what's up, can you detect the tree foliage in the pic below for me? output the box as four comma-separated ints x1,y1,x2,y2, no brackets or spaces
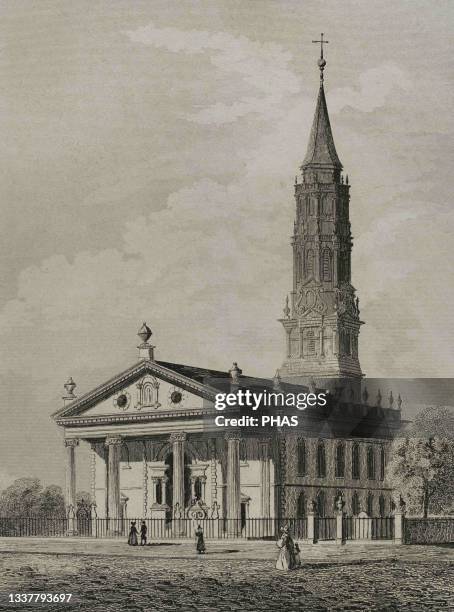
0,478,65,517
387,406,454,517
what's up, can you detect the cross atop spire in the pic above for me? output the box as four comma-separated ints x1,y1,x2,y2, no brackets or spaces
312,33,329,83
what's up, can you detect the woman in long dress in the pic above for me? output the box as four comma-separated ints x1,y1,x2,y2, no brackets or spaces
195,524,206,554
128,521,138,546
275,526,296,570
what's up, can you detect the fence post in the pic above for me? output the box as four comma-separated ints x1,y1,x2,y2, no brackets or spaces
66,505,77,536
306,511,315,544
336,510,345,545
394,511,403,544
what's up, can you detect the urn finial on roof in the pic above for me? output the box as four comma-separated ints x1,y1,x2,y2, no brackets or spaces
62,377,77,406
229,362,242,385
138,322,152,344
137,322,155,361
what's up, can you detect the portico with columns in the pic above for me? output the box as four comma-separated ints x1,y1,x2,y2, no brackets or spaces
53,326,277,529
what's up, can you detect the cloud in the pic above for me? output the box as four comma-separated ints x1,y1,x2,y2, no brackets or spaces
125,23,300,124
330,63,413,114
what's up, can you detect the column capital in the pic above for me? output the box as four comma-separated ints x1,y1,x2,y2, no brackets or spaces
225,431,242,442
64,438,79,448
105,435,123,447
169,432,187,443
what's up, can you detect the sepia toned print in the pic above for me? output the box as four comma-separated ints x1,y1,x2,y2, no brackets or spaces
0,2,453,610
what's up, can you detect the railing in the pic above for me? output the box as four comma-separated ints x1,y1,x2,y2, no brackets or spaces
0,517,307,540
314,517,336,541
343,517,394,540
0,517,68,537
404,517,454,544
0,515,400,542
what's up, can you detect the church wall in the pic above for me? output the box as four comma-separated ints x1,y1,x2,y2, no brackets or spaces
284,436,393,517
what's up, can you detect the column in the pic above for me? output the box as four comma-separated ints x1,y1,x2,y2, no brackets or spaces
89,443,96,508
105,436,122,532
162,477,169,506
142,447,148,517
200,476,207,502
319,327,324,357
65,439,79,535
225,432,241,535
260,439,271,518
170,432,186,515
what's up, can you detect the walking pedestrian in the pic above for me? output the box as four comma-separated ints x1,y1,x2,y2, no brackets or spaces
195,524,206,554
127,521,138,546
275,526,296,570
140,520,147,546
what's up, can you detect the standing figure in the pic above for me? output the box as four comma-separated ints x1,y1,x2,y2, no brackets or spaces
275,526,296,570
128,521,138,546
294,542,301,568
140,521,147,546
195,524,206,554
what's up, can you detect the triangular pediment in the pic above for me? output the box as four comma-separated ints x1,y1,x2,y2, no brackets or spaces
53,360,220,422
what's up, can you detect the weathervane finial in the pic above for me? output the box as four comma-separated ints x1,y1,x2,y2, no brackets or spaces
312,33,329,83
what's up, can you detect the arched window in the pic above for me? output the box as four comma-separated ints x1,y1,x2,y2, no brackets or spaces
322,248,332,281
352,442,360,480
379,494,385,517
307,330,316,355
297,439,306,475
367,446,375,480
316,440,326,478
316,490,325,517
352,491,360,515
297,491,306,517
306,249,314,277
379,446,385,481
367,492,374,516
335,442,345,478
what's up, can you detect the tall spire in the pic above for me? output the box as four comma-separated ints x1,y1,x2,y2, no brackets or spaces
302,34,342,170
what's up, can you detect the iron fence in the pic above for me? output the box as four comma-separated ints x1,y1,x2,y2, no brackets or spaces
343,517,394,540
0,517,68,537
0,517,307,540
314,517,336,541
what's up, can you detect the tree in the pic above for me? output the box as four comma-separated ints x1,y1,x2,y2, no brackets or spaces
386,406,454,517
76,491,92,507
0,477,42,516
38,485,65,516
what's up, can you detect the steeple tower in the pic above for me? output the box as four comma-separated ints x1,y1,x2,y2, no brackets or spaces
279,37,363,395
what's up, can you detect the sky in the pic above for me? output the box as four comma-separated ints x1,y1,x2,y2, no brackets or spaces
0,0,453,491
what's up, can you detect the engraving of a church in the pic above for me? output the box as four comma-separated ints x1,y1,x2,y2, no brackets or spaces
52,51,402,534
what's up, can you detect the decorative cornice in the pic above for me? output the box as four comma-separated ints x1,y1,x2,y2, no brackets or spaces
55,407,219,428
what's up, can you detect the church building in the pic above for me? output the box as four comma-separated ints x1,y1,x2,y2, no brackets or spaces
52,46,402,534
